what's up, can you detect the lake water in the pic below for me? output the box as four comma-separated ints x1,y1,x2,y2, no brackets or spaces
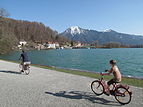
0,48,143,78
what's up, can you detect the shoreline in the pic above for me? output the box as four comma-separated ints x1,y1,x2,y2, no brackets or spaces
50,66,143,80
0,59,143,88
0,58,143,80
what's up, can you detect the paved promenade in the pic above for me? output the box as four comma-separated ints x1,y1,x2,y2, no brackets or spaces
0,60,143,107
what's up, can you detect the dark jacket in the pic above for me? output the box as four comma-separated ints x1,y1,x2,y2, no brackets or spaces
20,52,29,62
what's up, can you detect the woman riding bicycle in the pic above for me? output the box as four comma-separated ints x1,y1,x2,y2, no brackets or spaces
101,60,122,95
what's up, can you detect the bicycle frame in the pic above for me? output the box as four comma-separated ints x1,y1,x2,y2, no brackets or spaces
98,74,132,96
97,75,111,94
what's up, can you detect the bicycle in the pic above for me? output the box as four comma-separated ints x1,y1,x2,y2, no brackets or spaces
91,71,132,105
19,61,31,75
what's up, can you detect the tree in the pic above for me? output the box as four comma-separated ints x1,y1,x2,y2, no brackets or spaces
0,8,10,17
71,41,74,47
104,42,121,48
91,40,99,47
0,16,70,54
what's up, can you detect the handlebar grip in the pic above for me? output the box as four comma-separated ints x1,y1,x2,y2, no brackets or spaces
105,70,108,72
100,73,103,76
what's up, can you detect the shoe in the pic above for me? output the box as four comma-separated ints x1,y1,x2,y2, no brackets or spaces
21,70,24,72
110,90,115,95
105,92,110,96
104,89,110,96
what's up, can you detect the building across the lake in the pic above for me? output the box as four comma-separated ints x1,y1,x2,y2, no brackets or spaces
47,42,59,49
18,41,27,50
35,42,60,50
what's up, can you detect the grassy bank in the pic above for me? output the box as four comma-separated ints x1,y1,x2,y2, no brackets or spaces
32,64,143,88
1,59,143,88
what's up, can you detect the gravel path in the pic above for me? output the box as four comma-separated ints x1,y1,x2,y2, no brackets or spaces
0,60,143,107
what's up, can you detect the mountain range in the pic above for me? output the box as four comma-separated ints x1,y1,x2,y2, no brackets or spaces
60,26,143,45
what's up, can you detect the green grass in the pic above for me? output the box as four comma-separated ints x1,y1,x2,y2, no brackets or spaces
1,59,143,88
32,64,143,88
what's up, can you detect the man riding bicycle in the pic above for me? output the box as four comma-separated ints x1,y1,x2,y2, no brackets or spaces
19,50,31,72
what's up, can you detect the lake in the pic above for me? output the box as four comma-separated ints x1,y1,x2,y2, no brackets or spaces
0,48,143,78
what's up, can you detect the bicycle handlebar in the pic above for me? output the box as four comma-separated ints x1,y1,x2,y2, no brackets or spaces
100,70,108,74
105,70,108,72
100,70,109,76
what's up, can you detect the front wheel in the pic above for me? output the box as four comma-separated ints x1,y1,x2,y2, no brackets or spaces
115,87,132,105
19,64,23,72
91,80,104,95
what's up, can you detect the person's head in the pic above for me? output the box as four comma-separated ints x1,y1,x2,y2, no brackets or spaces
109,60,116,66
22,50,25,53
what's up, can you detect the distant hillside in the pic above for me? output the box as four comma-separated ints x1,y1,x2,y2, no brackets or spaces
0,17,69,54
61,26,143,45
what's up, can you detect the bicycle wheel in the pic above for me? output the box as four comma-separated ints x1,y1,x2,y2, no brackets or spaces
91,80,104,95
19,64,23,72
24,66,30,75
115,87,132,105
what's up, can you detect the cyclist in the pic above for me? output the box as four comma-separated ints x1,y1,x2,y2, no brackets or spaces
101,60,122,95
19,50,31,72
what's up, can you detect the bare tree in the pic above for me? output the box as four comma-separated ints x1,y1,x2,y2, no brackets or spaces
0,8,10,17
104,42,121,48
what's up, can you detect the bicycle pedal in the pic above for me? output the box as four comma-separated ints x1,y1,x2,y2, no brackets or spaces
105,93,110,96
110,90,115,95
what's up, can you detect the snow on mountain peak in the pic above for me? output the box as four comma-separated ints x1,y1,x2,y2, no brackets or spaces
70,26,81,35
103,29,115,32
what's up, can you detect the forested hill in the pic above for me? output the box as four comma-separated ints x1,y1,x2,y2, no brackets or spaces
0,17,69,54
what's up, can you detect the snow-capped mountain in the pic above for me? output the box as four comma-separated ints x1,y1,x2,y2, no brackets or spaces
60,26,143,45
65,26,86,36
103,29,117,33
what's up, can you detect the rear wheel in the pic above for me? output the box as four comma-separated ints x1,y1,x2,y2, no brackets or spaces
91,80,104,95
24,65,30,75
115,87,132,105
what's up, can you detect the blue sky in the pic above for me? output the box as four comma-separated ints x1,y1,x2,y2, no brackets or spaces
1,0,143,35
